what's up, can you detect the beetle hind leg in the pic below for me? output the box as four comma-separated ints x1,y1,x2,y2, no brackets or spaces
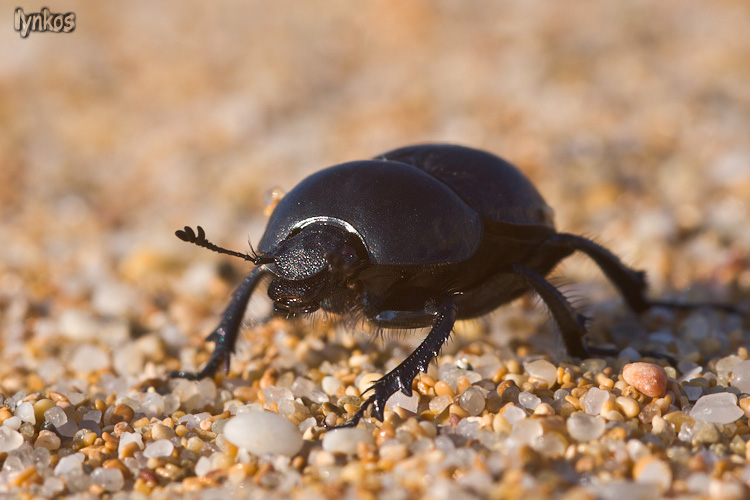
545,233,650,313
335,297,458,427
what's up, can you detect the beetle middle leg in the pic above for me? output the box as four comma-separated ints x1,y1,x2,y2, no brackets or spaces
338,296,458,427
171,264,275,380
511,264,589,358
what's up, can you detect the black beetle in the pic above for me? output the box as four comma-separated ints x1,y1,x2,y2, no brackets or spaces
171,144,688,424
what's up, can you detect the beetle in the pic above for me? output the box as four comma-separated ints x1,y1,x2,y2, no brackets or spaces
170,144,679,425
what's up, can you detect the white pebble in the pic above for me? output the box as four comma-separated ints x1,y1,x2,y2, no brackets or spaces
290,378,315,398
583,387,609,415
118,432,144,455
41,476,64,497
3,416,22,430
429,395,453,414
567,412,605,442
322,376,342,396
686,472,710,494
224,411,303,456
91,467,125,492
456,418,480,439
143,439,174,458
262,386,294,405
633,456,672,493
524,359,557,387
54,453,84,476
140,393,166,418
690,393,744,424
0,426,24,452
195,456,212,476
44,407,68,428
58,309,99,341
15,402,35,424
386,390,419,414
503,405,527,425
37,359,65,383
113,344,145,377
518,391,541,410
92,282,134,316
70,345,110,373
510,418,543,447
322,427,374,454
716,355,743,380
730,360,750,393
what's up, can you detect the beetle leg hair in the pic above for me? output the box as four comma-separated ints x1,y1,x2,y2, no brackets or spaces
171,264,275,380
545,233,650,313
511,263,589,358
336,296,458,428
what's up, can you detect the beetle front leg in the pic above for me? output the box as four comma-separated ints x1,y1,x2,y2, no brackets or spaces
171,264,273,380
339,297,458,427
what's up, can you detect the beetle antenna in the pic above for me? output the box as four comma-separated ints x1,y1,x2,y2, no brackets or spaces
246,237,261,263
176,226,260,264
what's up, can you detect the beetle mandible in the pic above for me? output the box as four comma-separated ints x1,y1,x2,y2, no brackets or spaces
172,144,671,425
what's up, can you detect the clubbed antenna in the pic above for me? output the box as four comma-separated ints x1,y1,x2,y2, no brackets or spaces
176,225,260,264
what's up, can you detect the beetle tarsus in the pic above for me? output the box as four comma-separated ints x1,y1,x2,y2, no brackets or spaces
170,265,273,381
336,297,458,427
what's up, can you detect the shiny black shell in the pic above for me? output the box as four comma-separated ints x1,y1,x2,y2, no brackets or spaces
257,144,554,265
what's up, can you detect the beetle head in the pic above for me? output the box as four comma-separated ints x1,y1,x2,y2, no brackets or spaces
267,224,365,314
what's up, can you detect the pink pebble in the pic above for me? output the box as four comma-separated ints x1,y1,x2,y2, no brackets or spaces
622,362,667,398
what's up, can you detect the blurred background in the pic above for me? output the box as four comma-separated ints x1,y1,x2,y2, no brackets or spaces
1,1,749,360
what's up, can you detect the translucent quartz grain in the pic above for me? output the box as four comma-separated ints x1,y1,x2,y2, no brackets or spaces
459,387,487,416
91,467,125,492
583,388,608,415
730,360,750,393
0,427,24,452
44,407,68,428
143,439,175,458
567,413,605,442
322,428,374,454
690,393,744,424
518,391,541,410
524,359,557,387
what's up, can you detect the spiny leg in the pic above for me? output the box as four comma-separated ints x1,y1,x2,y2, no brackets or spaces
546,233,744,317
337,296,458,427
546,233,650,313
171,264,274,380
511,264,589,358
